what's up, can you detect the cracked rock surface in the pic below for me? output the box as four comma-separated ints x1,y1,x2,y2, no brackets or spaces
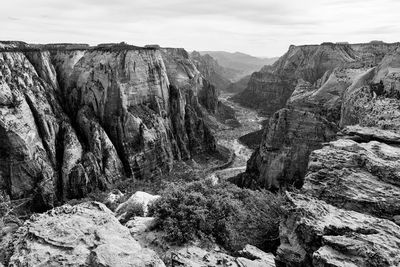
278,192,400,267
9,202,165,267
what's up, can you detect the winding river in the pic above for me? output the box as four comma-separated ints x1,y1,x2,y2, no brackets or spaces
211,93,266,180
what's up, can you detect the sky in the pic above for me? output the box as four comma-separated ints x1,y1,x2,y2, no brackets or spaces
1,0,400,57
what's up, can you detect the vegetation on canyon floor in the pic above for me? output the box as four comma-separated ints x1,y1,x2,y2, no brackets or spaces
149,179,286,253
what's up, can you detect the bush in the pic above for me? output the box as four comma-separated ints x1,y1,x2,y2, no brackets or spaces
149,180,285,252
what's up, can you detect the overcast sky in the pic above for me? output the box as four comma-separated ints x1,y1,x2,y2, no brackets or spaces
1,0,399,57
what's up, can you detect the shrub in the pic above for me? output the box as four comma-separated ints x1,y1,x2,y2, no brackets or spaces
149,180,285,252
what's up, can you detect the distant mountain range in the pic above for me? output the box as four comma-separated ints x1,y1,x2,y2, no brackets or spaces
199,51,278,81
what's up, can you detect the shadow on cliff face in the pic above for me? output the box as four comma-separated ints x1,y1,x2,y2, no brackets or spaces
0,42,222,214
232,43,400,193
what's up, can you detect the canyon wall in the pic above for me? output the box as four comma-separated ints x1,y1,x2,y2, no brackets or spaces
190,51,233,91
0,42,217,211
234,42,400,191
231,41,400,266
231,43,364,116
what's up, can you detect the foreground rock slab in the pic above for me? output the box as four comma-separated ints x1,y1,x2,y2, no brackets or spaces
172,245,275,267
277,193,400,267
9,202,165,267
304,135,400,220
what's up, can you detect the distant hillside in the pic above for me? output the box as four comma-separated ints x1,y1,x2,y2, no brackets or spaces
190,51,236,91
225,75,251,94
199,51,278,80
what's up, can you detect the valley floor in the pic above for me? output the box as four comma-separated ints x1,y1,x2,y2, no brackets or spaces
215,93,265,167
210,93,266,180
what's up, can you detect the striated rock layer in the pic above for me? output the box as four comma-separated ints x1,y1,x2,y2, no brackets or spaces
0,42,217,210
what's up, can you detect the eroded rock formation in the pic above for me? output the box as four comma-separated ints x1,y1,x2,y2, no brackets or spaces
277,125,400,266
232,43,364,115
0,42,217,211
237,42,400,190
232,42,400,266
278,192,400,267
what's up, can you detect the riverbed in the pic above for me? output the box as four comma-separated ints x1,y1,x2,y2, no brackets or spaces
211,93,266,180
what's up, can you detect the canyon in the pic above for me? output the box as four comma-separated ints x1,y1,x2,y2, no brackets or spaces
1,40,400,267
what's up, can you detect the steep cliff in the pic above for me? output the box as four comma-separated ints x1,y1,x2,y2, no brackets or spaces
231,43,363,116
0,42,217,211
236,42,400,191
232,42,400,266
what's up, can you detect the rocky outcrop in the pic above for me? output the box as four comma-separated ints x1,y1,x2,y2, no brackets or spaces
340,47,400,129
8,202,165,266
277,124,400,266
277,192,400,267
171,245,276,267
305,133,400,220
237,42,400,190
0,42,217,211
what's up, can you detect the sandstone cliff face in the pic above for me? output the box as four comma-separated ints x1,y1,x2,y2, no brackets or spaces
0,42,217,211
238,42,400,190
236,108,337,190
231,69,296,116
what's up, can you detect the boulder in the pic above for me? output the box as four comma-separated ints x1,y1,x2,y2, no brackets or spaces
115,191,160,222
9,202,165,267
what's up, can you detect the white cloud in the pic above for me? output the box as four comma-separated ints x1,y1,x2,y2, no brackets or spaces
1,0,399,57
